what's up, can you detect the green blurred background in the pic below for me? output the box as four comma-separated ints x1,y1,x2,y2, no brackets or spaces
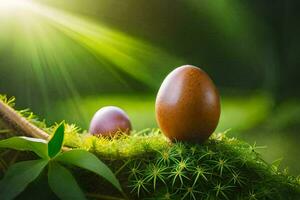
0,0,299,174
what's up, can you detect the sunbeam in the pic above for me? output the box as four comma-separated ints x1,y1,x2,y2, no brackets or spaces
0,0,183,88
0,0,183,124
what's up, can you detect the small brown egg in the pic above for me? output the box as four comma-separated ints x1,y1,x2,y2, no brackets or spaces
89,106,132,137
155,65,221,142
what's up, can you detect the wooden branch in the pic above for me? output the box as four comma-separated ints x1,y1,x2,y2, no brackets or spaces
0,99,49,139
0,99,71,151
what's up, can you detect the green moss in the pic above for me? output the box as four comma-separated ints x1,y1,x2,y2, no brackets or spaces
63,127,169,159
62,128,300,199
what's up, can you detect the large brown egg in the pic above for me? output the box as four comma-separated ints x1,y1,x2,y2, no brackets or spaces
155,65,220,142
89,106,132,137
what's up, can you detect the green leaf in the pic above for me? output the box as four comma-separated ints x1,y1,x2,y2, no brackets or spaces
0,136,48,159
48,123,65,158
0,159,48,200
48,162,86,200
56,149,122,192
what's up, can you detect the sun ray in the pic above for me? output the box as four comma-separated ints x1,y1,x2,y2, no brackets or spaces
0,0,183,125
26,1,183,88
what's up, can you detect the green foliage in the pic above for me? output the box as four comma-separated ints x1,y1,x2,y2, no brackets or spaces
48,123,65,158
48,162,86,200
0,159,48,200
0,137,48,159
0,121,123,200
55,149,122,192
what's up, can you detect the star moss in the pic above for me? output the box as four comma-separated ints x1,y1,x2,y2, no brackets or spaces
63,129,300,199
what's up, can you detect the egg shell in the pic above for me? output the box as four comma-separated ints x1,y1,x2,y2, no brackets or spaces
89,106,132,137
155,65,220,142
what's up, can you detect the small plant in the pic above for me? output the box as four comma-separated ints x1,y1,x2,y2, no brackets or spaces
0,123,123,200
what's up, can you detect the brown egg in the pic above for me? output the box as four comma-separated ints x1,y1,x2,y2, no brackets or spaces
89,106,132,137
155,65,220,142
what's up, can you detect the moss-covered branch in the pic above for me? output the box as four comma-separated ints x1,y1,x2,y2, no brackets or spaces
0,95,49,139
